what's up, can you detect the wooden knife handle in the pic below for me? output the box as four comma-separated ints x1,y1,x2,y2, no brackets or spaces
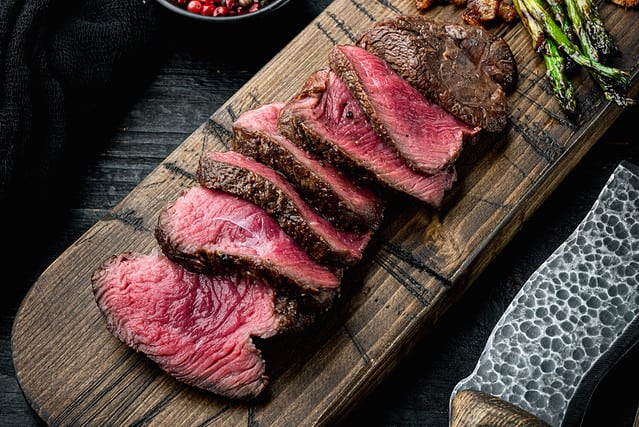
450,389,551,427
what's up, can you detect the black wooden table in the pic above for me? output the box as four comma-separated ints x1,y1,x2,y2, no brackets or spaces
2,1,638,425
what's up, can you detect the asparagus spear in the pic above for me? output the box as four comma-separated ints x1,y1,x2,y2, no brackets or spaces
512,0,546,51
546,0,576,44
563,0,633,105
544,38,577,113
518,0,632,109
590,73,635,106
564,0,599,61
524,0,629,84
514,0,578,113
575,0,618,58
564,0,617,62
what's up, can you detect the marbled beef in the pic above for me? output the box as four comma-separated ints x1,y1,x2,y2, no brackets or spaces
196,150,373,267
278,68,457,208
232,102,385,232
91,252,312,400
356,15,517,132
329,44,480,175
155,186,341,310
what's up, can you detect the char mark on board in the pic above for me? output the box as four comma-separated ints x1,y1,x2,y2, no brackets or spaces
511,120,565,163
104,208,148,233
380,239,452,288
502,152,533,182
328,12,357,42
373,250,434,307
375,0,402,14
194,405,233,427
225,104,238,123
162,161,195,181
349,0,376,21
343,323,372,364
130,385,187,427
203,118,234,149
512,88,576,129
315,21,338,46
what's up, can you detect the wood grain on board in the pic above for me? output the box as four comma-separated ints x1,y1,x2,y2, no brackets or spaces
12,0,639,425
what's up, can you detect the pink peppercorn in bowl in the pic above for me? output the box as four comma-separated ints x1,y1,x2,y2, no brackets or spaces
156,0,292,22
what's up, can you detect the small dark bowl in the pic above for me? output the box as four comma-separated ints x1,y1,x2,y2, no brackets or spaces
155,0,292,23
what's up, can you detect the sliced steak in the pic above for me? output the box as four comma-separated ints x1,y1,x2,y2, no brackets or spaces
356,15,517,132
196,150,373,267
329,44,480,175
278,68,457,208
155,186,341,310
232,102,385,232
91,252,312,400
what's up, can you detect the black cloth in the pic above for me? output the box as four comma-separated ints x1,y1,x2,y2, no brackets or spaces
0,0,163,204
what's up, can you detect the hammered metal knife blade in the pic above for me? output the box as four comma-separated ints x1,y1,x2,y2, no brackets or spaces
449,161,639,427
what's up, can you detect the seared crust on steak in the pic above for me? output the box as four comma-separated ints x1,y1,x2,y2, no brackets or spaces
278,68,458,208
197,151,372,267
357,15,517,132
232,103,385,232
155,187,343,311
329,44,480,175
156,225,338,311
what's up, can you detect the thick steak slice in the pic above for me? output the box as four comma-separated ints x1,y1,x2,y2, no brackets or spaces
197,150,373,267
155,186,341,310
278,68,457,208
329,44,480,175
232,102,385,232
356,15,517,132
91,252,308,400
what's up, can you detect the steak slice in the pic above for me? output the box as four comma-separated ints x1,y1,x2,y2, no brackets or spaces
155,186,341,310
91,252,312,400
278,68,457,208
356,15,517,132
329,44,480,175
232,102,385,232
196,150,373,267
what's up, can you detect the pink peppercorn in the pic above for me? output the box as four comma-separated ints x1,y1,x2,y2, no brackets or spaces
201,4,214,15
213,5,227,15
168,0,271,17
169,0,271,17
186,0,202,13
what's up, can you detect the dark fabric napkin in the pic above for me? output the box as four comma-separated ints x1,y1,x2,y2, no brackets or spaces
0,0,163,206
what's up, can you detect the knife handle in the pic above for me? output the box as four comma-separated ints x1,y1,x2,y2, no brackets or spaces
450,389,551,427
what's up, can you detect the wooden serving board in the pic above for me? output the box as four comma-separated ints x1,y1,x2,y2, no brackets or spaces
12,0,639,425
